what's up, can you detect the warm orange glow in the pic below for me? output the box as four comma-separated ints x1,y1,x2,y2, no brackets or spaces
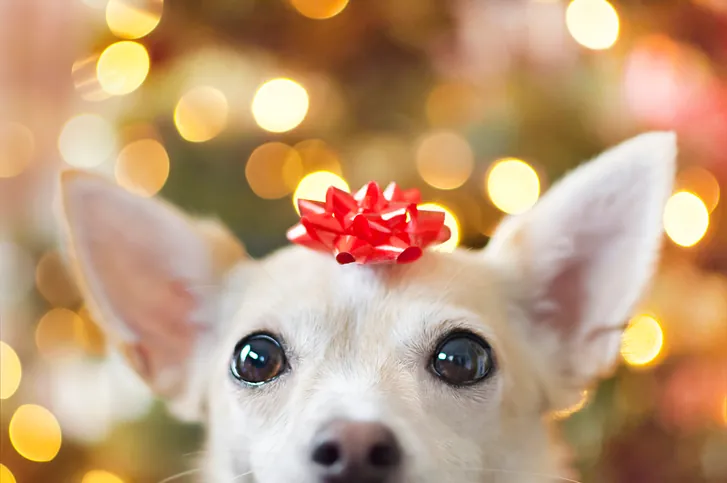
9,405,62,462
425,82,484,127
0,341,22,400
621,314,664,367
551,390,589,420
676,167,720,213
294,139,343,176
290,0,349,19
35,308,85,358
0,122,34,178
115,139,170,197
245,143,304,200
416,131,474,190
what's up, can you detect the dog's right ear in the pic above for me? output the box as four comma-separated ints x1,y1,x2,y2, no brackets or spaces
58,170,245,420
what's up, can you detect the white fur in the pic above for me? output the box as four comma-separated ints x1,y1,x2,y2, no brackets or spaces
58,132,677,483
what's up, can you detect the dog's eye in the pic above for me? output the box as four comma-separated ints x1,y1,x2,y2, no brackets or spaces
431,332,494,386
230,334,287,385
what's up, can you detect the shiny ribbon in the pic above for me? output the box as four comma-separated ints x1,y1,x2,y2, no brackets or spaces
287,181,451,265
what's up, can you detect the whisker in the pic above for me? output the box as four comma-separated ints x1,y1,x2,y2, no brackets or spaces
462,467,583,483
157,468,202,483
229,469,254,482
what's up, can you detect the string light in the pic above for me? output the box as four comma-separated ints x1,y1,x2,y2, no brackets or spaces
174,86,229,142
417,203,460,253
415,131,474,190
293,171,349,214
9,404,62,462
96,41,150,96
663,191,709,247
486,158,540,215
621,314,664,367
115,139,170,197
566,0,620,50
251,78,309,133
106,0,163,39
0,341,22,400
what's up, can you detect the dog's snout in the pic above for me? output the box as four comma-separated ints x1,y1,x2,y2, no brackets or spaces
311,420,402,482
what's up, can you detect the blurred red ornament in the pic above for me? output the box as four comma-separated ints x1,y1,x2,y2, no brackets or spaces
287,181,451,265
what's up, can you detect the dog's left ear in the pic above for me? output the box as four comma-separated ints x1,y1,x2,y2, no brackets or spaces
484,132,677,409
58,170,246,420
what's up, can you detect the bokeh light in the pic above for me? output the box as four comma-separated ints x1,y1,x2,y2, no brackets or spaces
58,114,117,168
82,470,125,483
115,139,170,197
621,314,664,367
0,122,34,178
251,78,309,133
0,341,22,400
415,131,474,190
106,0,163,39
96,41,150,96
35,308,85,359
9,404,62,462
663,191,709,247
486,158,541,215
417,203,460,253
290,0,349,19
174,86,229,142
676,167,720,213
72,55,112,102
551,390,590,420
425,82,484,127
35,251,81,308
294,139,343,176
0,464,16,483
245,143,304,199
293,171,349,214
566,0,620,50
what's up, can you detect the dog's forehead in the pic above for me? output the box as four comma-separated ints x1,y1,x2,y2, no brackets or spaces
221,246,498,338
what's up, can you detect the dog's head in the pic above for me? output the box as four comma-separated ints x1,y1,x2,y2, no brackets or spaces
58,132,676,483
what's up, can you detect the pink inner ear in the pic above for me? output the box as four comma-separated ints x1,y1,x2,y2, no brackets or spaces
74,187,208,389
538,260,587,334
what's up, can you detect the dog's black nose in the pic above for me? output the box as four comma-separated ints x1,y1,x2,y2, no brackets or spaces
311,419,402,482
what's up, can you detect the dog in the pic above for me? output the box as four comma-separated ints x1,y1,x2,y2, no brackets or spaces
58,131,677,483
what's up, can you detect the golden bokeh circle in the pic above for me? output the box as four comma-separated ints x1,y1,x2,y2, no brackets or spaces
0,122,34,179
0,341,22,400
82,470,126,483
245,143,304,200
293,139,343,176
0,464,16,483
106,0,163,39
417,203,460,253
663,191,709,248
621,314,664,367
566,0,620,50
9,404,62,462
293,171,349,214
416,131,474,190
251,78,309,133
174,86,229,142
58,114,116,168
486,158,540,215
35,251,82,308
115,139,170,197
289,0,349,19
97,41,150,96
35,308,85,359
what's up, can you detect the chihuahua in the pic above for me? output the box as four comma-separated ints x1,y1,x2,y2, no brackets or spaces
58,131,676,483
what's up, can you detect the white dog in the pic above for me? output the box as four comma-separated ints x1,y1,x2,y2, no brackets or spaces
58,132,676,483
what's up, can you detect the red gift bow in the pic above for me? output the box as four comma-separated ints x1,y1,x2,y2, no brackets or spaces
287,181,451,265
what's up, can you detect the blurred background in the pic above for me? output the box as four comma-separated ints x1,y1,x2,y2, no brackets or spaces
1,0,726,481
